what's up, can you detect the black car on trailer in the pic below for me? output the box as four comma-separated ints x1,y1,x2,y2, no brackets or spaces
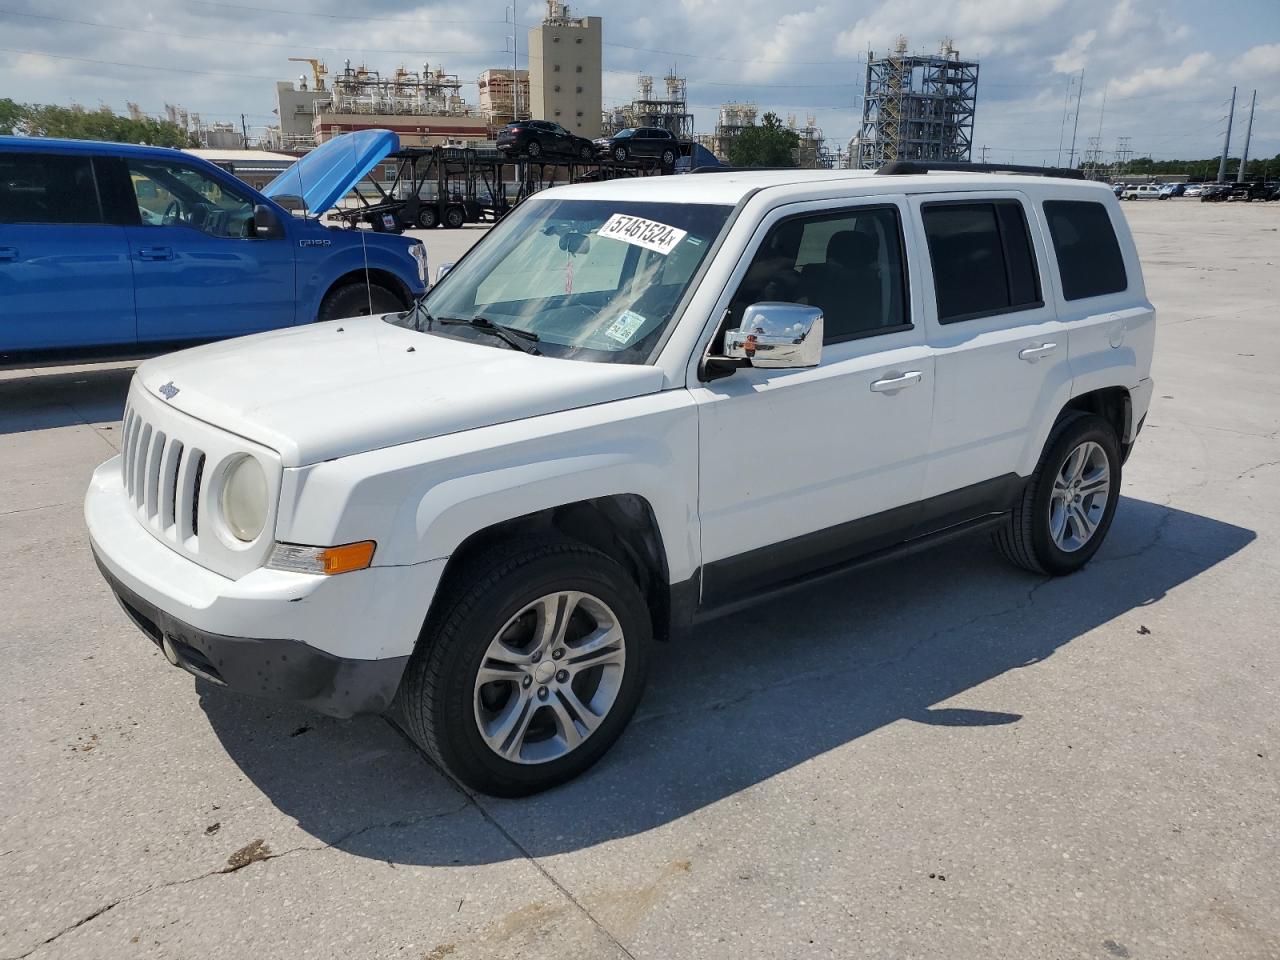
594,127,683,167
496,121,595,161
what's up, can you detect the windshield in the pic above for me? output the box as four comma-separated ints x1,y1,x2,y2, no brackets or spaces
404,198,733,363
614,129,636,139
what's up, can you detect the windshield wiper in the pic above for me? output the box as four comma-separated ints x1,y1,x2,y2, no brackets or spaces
437,316,541,355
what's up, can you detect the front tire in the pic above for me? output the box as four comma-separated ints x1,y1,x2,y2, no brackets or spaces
995,412,1121,575
397,538,652,796
316,282,405,322
444,206,466,229
613,145,628,162
417,206,438,229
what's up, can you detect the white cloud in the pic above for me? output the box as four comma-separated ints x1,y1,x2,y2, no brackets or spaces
1236,43,1280,78
1052,30,1096,74
1111,51,1214,97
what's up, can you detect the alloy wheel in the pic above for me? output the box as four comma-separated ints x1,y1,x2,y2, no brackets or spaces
473,591,626,765
1049,440,1110,552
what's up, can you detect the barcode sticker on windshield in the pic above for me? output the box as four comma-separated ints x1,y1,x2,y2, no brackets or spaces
597,214,687,255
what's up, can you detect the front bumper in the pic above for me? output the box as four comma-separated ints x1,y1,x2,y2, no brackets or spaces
94,550,408,717
86,456,446,717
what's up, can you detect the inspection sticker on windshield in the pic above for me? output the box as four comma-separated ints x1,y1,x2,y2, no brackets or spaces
604,310,647,344
597,214,687,255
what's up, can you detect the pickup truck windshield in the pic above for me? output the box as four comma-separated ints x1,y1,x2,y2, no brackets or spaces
403,198,733,363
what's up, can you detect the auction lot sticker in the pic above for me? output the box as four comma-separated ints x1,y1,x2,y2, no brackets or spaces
597,214,687,255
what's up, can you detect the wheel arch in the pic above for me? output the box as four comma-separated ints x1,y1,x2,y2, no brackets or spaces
426,494,678,646
320,268,413,315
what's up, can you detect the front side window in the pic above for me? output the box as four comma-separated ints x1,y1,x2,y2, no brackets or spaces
921,200,1042,323
407,198,733,363
126,159,254,238
0,152,101,225
1043,200,1127,301
726,205,910,344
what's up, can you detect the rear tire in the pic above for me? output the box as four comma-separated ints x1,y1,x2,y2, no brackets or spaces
316,282,404,322
417,206,438,229
994,412,1121,576
444,206,465,229
396,538,652,796
578,145,594,161
660,148,676,166
526,140,542,159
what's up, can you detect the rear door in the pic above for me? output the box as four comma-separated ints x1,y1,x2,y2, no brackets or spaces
0,150,135,352
114,155,296,342
912,191,1071,508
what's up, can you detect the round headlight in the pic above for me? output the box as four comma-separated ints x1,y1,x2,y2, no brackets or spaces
220,456,268,543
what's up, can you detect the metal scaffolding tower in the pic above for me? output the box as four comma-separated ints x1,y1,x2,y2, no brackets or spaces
602,73,695,138
855,37,978,169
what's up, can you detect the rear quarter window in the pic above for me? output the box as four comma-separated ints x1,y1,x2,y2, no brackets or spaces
1043,200,1128,301
0,151,102,225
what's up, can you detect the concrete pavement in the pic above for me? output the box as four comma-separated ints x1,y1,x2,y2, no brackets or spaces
1,200,1277,959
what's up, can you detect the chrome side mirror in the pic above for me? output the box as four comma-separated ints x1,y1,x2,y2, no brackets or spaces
724,302,823,368
434,262,456,285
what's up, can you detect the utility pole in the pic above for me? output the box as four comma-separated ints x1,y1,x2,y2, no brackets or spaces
1237,89,1256,183
507,6,520,121
980,144,989,163
240,114,248,148
1217,86,1236,183
1067,68,1084,168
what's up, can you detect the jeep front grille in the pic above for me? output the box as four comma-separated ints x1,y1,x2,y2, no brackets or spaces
121,403,205,545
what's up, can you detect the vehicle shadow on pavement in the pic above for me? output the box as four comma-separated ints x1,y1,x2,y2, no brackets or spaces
198,496,1254,864
0,365,135,435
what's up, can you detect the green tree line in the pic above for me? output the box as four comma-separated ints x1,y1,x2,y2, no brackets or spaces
1104,154,1280,180
0,100,195,148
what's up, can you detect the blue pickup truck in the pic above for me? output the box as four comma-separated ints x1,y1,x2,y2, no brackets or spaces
0,130,426,355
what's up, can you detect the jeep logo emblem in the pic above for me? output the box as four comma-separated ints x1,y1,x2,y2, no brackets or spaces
158,381,180,400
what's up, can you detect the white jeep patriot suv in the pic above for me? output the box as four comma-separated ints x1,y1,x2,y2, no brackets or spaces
87,162,1155,795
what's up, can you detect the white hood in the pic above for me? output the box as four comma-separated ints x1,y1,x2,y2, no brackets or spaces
135,316,666,467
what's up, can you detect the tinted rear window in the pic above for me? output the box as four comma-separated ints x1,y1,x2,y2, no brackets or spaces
0,152,102,225
1043,200,1128,301
921,200,1042,322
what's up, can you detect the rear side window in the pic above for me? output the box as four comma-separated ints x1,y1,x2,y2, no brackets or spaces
0,152,102,225
921,200,1042,323
1043,200,1128,300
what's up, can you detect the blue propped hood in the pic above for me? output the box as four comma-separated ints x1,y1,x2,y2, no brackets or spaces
263,129,398,215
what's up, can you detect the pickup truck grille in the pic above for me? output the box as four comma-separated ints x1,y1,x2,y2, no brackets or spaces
121,403,205,544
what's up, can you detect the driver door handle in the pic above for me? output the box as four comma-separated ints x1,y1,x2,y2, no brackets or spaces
137,246,174,261
0,246,18,262
1018,342,1058,362
870,371,923,393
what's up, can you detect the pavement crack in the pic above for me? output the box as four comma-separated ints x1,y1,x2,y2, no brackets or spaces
6,802,472,959
1237,459,1280,480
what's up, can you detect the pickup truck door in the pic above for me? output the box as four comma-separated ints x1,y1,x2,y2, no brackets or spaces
112,156,296,343
690,196,936,605
911,191,1071,502
0,150,135,352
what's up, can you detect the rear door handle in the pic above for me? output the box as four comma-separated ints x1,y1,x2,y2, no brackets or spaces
870,370,923,393
0,246,18,262
1018,342,1058,362
137,246,174,261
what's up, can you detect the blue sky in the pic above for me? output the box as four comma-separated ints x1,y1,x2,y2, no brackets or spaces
1,0,1277,164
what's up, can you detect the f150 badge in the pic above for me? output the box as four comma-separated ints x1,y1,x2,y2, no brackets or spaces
158,381,180,400
299,239,331,247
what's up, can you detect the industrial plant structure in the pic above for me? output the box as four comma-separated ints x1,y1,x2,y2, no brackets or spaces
477,69,530,128
602,74,695,138
528,0,603,138
853,38,979,169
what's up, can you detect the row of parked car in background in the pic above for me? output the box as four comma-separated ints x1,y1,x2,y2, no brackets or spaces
496,120,690,168
1115,181,1280,201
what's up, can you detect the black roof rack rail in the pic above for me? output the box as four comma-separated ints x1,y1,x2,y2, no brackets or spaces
876,160,1086,180
690,165,804,174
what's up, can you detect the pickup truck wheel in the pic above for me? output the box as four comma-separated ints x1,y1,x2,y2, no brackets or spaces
397,538,652,796
995,412,1121,576
316,282,404,322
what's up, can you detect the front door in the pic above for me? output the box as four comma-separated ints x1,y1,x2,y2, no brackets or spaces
117,157,295,342
0,150,135,352
691,197,936,604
